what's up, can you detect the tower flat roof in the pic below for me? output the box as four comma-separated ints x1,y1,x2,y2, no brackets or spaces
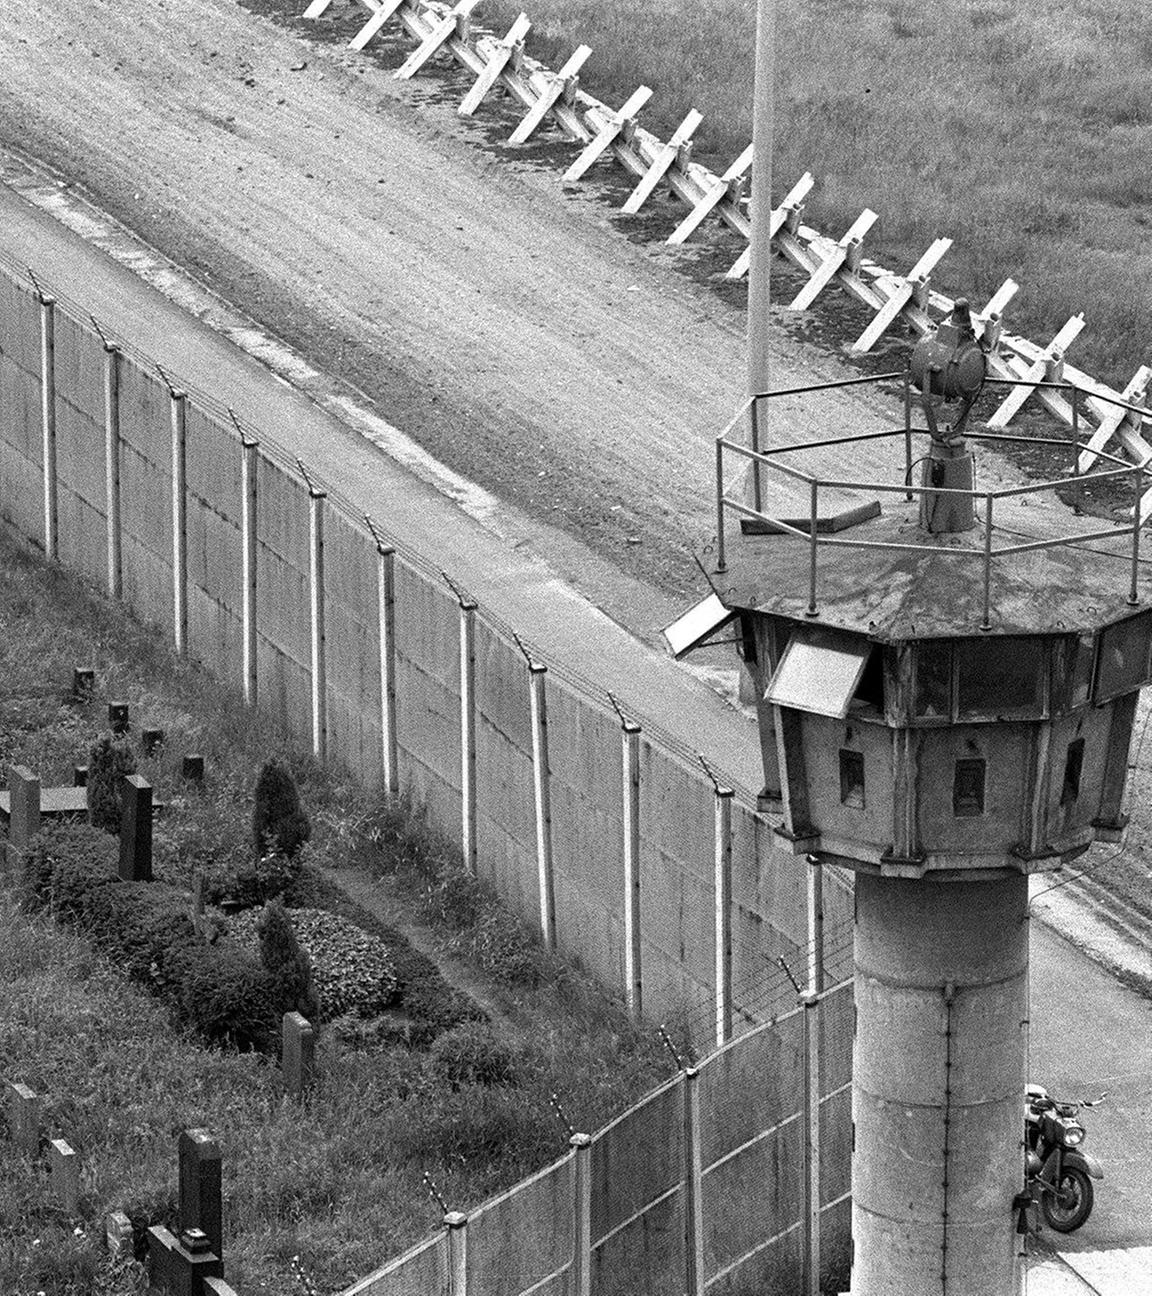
720,501,1146,640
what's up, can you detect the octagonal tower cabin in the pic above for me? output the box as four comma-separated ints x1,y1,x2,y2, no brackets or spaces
666,304,1151,1296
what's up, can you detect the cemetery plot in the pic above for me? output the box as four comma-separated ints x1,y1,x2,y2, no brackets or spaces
0,533,675,1295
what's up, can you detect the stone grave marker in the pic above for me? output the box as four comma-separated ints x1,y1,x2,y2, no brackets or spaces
6,1081,40,1157
119,774,152,882
282,1012,316,1099
108,701,130,734
49,1137,80,1215
182,754,204,782
6,766,40,869
105,1208,134,1258
177,1128,223,1259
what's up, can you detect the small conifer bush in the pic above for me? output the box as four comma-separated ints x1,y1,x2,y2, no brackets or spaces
257,898,321,1023
86,732,137,833
252,759,311,860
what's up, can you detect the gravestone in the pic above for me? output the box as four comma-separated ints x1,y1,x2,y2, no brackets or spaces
71,666,95,700
105,1208,134,1258
6,766,40,869
108,701,130,734
177,1128,223,1259
49,1138,79,1215
119,775,152,882
73,764,88,787
182,754,204,783
147,1225,223,1296
142,727,165,755
282,1012,316,1100
6,1081,40,1157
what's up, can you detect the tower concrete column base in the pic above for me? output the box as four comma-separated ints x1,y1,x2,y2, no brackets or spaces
850,872,1028,1296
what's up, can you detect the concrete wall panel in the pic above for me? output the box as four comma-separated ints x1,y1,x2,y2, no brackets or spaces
591,1075,683,1243
0,353,42,468
467,1155,573,1296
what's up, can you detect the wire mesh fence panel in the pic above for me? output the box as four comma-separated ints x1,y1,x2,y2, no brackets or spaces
342,1229,449,1296
466,1152,574,1296
591,1185,684,1296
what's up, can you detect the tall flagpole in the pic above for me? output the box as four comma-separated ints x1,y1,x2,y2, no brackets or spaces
746,0,775,513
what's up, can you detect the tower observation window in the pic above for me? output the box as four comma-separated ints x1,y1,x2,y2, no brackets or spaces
1095,612,1152,704
953,759,986,816
839,749,866,808
956,637,1044,719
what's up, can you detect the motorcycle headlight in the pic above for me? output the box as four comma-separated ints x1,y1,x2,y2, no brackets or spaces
1061,1123,1084,1147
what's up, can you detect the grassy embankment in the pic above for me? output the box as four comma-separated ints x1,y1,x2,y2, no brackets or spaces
0,532,674,1295
459,0,1152,391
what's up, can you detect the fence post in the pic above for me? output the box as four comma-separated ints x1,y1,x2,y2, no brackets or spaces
800,988,822,1296
39,291,58,561
241,436,258,707
445,1211,467,1296
683,1067,705,1296
714,783,734,1047
103,342,122,598
307,477,328,761
621,718,642,1018
458,594,478,874
570,1133,592,1296
807,854,825,994
528,660,556,948
169,388,188,654
376,541,399,795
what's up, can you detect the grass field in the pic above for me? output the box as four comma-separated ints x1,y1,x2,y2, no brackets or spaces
0,533,674,1295
465,0,1152,391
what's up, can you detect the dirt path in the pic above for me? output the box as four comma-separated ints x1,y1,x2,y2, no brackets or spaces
0,0,905,598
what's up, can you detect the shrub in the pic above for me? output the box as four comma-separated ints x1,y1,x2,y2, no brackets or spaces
87,732,137,833
252,759,311,860
257,899,321,1022
167,940,278,1051
19,821,278,1051
428,1022,524,1089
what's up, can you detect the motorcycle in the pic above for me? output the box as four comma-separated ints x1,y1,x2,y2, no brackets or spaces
1023,1083,1106,1233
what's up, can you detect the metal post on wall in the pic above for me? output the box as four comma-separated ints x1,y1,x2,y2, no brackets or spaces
240,434,259,707
527,655,556,949
102,340,122,598
169,385,188,655
570,1133,592,1296
807,853,825,994
801,854,825,1296
445,573,478,874
366,518,400,796
702,754,734,1047
800,987,822,1296
683,1066,706,1296
299,459,327,762
612,694,643,1019
37,288,58,562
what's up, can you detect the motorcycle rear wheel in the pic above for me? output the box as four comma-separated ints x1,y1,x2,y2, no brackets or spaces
1042,1166,1094,1233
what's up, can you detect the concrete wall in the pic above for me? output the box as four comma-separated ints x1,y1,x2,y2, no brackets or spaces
0,259,856,1292
344,987,852,1296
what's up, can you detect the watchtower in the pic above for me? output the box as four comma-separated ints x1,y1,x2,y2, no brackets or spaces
667,313,1150,1295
